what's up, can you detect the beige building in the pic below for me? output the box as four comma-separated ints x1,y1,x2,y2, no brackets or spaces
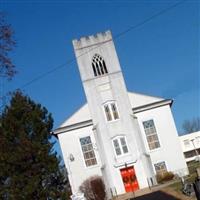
179,131,200,163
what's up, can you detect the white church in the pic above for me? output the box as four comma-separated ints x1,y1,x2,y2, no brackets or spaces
53,30,188,197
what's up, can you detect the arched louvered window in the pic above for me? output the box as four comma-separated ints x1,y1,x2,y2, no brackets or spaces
92,54,108,77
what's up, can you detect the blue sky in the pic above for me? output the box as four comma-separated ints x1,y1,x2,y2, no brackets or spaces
2,1,199,155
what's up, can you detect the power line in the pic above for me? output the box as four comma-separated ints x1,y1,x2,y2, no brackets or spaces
113,0,187,39
21,0,187,89
20,60,74,89
0,0,187,108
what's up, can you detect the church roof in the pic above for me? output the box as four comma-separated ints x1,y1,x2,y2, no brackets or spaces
57,92,171,132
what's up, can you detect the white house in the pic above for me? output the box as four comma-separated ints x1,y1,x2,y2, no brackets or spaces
53,30,188,198
179,131,200,163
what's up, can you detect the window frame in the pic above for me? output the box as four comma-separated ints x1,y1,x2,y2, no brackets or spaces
79,136,97,168
143,119,161,151
195,137,200,146
183,139,190,148
112,136,129,157
103,101,120,122
92,54,108,77
154,161,167,175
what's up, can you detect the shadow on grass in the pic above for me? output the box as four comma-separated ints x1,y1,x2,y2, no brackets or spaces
131,191,181,200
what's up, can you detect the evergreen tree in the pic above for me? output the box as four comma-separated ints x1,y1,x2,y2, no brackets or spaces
0,91,70,199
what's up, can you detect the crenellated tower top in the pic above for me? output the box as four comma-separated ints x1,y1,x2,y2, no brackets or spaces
72,30,112,50
72,30,121,82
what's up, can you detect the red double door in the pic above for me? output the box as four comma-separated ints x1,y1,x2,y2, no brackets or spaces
120,166,139,192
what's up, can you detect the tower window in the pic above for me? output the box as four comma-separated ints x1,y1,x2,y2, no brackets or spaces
103,101,119,122
104,104,112,121
92,54,108,77
113,136,129,156
111,103,119,120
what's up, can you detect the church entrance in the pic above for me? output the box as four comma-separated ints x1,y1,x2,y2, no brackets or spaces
120,166,139,192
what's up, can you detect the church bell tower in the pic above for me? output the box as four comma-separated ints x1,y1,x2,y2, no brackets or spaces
72,31,149,194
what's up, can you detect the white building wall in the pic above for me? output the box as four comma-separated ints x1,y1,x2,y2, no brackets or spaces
136,105,188,177
57,102,189,195
58,126,102,194
179,131,200,162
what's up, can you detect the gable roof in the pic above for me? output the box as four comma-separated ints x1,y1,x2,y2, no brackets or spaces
60,104,91,128
53,91,172,135
60,92,165,128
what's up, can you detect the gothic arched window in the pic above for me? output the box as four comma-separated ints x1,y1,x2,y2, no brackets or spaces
92,54,108,77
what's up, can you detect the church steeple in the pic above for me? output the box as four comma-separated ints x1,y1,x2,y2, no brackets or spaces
72,30,145,195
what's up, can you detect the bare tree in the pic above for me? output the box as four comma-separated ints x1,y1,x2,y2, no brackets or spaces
0,12,16,79
182,117,200,134
79,176,106,200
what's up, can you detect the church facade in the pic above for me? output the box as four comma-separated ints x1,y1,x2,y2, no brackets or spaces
54,31,188,197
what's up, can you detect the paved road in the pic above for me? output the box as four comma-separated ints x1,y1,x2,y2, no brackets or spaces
131,191,181,200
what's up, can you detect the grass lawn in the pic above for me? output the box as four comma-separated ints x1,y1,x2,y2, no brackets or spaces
164,160,200,199
168,181,182,192
116,161,200,200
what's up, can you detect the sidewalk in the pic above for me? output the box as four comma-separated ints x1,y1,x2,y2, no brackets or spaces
112,180,192,200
